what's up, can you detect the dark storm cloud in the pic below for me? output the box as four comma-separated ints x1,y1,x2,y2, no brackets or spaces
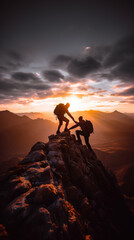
43,70,64,82
112,88,134,96
0,79,16,91
6,61,23,70
87,45,111,62
51,55,72,68
0,66,8,72
104,34,134,67
67,56,101,77
12,72,40,82
7,50,24,62
64,76,80,83
101,33,134,83
0,73,51,103
0,77,50,92
5,50,28,71
0,50,30,74
111,57,134,82
49,33,134,84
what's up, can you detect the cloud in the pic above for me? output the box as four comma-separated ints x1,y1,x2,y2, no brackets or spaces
102,33,134,83
85,45,111,62
50,53,101,79
111,57,134,82
0,50,30,73
0,77,50,92
111,87,134,96
51,55,72,68
104,34,134,67
0,66,9,72
67,56,101,77
1,34,134,106
49,34,134,85
7,50,24,62
119,97,134,104
0,73,51,103
43,70,64,82
12,72,40,82
5,50,27,70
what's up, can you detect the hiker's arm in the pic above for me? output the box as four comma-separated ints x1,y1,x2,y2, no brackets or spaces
66,110,76,122
69,123,79,130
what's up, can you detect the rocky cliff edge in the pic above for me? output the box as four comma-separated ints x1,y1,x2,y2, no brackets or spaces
0,132,133,240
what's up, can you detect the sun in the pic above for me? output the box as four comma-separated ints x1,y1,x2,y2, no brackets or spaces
66,96,81,112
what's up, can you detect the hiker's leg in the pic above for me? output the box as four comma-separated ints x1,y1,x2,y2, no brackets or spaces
57,119,63,134
63,116,69,131
84,135,93,151
76,130,83,144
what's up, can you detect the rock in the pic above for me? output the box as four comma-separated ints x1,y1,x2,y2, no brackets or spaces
0,132,133,240
9,177,31,200
20,150,46,164
6,189,35,218
23,165,52,186
30,141,46,152
34,184,57,205
0,224,9,240
79,197,91,217
66,186,83,205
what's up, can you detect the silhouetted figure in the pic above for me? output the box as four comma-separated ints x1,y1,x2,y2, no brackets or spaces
54,103,76,134
69,116,94,152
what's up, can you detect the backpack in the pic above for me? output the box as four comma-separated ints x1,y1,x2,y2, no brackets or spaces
54,103,65,115
85,120,94,134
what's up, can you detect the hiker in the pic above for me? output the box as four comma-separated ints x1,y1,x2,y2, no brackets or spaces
69,116,94,152
54,103,77,134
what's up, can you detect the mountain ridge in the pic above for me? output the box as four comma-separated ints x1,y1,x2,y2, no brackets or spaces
0,132,133,240
0,109,134,174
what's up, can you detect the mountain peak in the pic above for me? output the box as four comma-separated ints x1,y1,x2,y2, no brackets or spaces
0,109,15,115
0,132,133,240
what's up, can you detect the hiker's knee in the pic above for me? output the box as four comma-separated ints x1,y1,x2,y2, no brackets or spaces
66,118,69,123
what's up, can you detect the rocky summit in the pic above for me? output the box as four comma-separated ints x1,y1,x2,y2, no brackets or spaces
0,132,133,240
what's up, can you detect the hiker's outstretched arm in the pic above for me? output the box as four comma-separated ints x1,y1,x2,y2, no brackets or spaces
69,123,79,130
66,110,75,121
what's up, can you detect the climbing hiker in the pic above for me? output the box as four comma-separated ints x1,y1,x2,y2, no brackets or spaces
54,103,77,134
69,116,94,152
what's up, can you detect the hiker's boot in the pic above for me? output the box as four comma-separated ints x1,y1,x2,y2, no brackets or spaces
64,128,70,133
76,139,82,144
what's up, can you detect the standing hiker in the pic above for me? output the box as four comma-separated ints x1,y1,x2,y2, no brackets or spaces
54,103,77,134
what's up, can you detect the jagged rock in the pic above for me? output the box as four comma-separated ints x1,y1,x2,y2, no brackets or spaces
30,141,46,152
0,132,133,240
20,150,46,164
0,224,9,240
34,184,57,204
8,176,31,201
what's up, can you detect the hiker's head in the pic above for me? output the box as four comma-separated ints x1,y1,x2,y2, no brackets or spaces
79,116,83,122
65,103,70,109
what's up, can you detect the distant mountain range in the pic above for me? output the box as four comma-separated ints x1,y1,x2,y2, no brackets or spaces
16,109,134,122
0,110,57,172
0,109,134,174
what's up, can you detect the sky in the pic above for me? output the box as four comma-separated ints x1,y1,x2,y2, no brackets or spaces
0,0,134,113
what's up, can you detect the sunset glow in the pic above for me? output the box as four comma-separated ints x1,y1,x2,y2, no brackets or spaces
65,96,81,112
0,1,134,115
